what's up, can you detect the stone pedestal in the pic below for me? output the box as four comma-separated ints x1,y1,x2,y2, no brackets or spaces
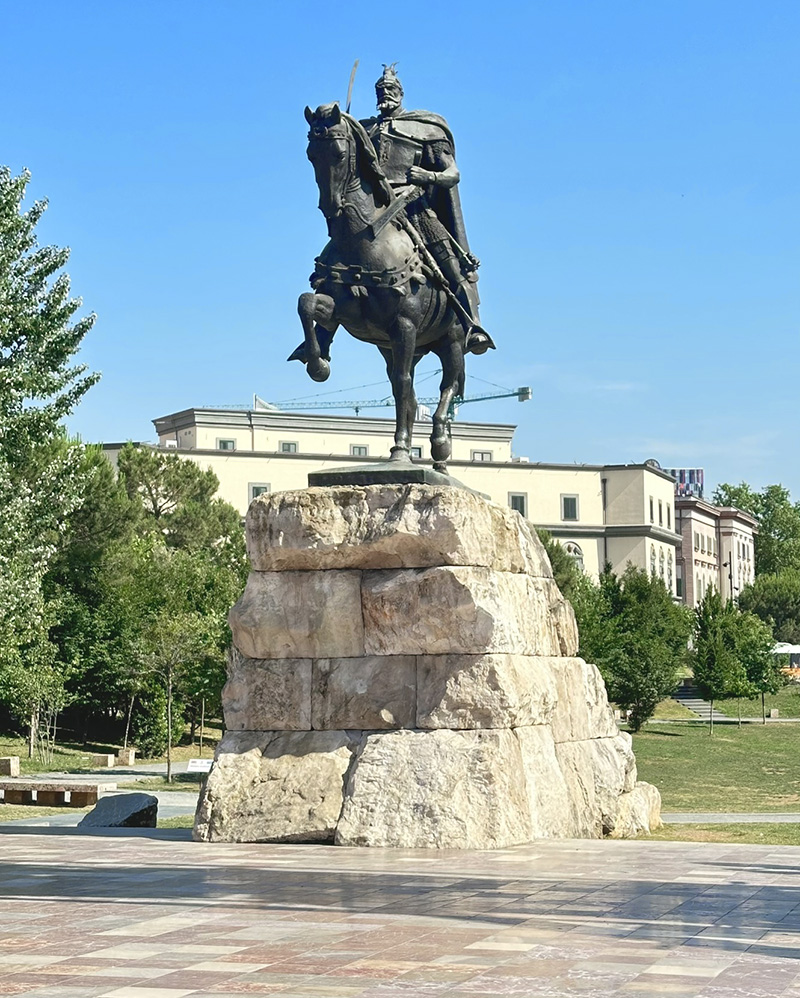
194,484,661,847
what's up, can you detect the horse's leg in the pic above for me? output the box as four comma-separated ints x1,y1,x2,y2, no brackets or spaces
430,331,466,474
387,316,417,462
295,292,337,382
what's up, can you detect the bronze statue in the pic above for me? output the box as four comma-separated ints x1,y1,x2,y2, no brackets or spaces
289,67,495,475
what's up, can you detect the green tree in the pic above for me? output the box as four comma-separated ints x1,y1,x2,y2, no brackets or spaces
535,528,580,598
571,566,691,732
739,570,800,644
0,167,97,750
692,591,749,733
713,482,800,575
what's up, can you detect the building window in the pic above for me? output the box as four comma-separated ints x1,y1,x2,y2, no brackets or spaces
217,438,236,451
694,532,699,551
350,445,369,457
249,483,270,501
659,549,665,578
650,545,657,577
410,446,422,459
561,495,579,521
667,551,674,590
649,497,654,523
564,542,584,573
280,441,298,454
508,493,527,517
471,450,493,462
659,500,663,526
667,505,671,529
700,535,705,554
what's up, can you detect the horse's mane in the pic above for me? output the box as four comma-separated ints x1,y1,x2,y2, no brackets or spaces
342,112,393,208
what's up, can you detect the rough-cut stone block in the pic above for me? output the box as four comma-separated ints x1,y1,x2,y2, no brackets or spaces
362,568,576,657
230,571,364,659
194,729,359,843
556,734,637,837
92,754,115,768
336,728,533,848
610,781,662,838
549,658,619,743
417,655,557,729
79,792,158,828
223,649,312,731
115,748,136,766
247,484,552,576
514,725,576,838
0,757,20,777
312,656,415,730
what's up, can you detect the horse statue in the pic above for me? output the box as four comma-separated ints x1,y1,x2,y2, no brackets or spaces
288,102,472,475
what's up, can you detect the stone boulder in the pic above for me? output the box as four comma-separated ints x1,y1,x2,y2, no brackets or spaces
79,792,158,828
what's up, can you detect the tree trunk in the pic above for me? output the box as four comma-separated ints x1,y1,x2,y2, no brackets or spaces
709,698,714,736
123,695,135,750
166,672,173,784
199,697,205,757
737,698,741,729
762,690,766,724
28,707,37,758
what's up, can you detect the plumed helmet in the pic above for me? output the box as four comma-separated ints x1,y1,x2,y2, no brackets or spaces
375,63,403,100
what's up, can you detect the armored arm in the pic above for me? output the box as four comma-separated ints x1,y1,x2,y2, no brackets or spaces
409,139,460,189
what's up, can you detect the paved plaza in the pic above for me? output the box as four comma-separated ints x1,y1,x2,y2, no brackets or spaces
2,831,800,997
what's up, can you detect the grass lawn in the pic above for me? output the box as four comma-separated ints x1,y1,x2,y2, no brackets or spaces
651,699,697,721
158,814,195,829
632,722,800,812
0,803,90,821
650,823,800,846
721,685,800,719
125,774,203,793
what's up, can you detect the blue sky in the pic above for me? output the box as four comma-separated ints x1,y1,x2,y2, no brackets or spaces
4,1,798,494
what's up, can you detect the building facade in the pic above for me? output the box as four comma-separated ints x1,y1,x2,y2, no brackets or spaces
103,406,683,593
674,497,757,606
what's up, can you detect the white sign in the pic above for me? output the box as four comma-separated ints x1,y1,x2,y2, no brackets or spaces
187,758,213,773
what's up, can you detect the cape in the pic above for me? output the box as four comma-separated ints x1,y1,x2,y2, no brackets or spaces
360,109,471,254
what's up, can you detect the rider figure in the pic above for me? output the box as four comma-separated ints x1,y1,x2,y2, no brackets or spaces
360,65,495,356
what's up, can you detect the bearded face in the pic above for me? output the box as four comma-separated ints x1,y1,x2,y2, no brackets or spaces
376,84,403,115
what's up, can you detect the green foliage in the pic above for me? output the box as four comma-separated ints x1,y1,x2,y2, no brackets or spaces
739,569,800,644
131,683,169,758
691,590,778,728
0,168,97,743
572,566,691,732
713,481,800,576
535,528,580,598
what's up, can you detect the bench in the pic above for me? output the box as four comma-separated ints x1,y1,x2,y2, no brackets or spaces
0,781,117,807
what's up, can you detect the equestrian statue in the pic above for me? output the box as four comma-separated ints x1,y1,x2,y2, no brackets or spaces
289,65,495,475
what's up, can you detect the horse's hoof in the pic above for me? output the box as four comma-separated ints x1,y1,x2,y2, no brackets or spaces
433,462,448,474
308,358,330,382
389,446,411,463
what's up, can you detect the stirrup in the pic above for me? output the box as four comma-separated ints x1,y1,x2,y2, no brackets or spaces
465,325,496,356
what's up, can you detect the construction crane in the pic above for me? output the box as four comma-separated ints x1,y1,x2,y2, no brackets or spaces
253,386,531,419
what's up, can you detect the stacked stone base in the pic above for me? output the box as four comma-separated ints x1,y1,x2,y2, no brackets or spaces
194,484,661,847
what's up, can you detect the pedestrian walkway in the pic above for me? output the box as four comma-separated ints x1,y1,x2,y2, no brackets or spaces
664,812,800,824
672,683,732,722
3,832,800,997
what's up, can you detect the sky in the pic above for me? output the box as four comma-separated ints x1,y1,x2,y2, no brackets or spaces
3,1,799,495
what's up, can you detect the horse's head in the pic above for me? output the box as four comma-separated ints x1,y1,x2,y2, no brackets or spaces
305,102,354,220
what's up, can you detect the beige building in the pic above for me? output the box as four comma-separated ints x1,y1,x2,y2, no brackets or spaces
105,406,682,592
674,497,757,606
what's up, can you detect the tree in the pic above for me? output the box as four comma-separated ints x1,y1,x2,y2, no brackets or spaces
535,528,580,598
713,482,800,575
571,566,691,731
0,167,97,749
739,570,800,645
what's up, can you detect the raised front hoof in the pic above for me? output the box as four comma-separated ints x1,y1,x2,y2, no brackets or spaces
307,358,331,382
432,461,448,474
287,342,307,363
389,446,411,464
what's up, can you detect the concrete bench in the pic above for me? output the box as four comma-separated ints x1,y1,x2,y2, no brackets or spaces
0,781,117,807
92,753,116,768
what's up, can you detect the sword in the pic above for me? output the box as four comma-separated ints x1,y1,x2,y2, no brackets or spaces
345,59,359,114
